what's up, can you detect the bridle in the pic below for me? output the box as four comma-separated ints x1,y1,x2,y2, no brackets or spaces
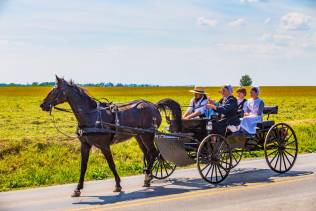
45,85,116,139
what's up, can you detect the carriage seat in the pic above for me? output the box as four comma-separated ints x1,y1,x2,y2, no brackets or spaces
257,120,275,129
263,106,278,115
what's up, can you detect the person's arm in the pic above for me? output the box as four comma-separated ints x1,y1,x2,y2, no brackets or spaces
216,98,235,116
183,99,194,118
183,111,202,120
243,101,249,116
257,100,264,116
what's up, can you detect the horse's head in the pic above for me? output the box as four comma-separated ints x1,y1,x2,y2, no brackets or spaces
40,76,69,112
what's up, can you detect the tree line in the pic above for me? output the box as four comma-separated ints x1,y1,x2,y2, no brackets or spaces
0,82,159,87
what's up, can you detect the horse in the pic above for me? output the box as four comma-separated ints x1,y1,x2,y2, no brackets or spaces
40,76,182,197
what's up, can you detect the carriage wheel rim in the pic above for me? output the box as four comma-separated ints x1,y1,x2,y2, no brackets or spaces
264,123,298,173
231,149,244,169
152,153,177,179
197,134,232,184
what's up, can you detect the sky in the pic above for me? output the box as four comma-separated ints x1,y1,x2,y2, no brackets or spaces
0,0,316,86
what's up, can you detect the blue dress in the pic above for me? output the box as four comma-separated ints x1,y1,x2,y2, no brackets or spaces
240,98,264,134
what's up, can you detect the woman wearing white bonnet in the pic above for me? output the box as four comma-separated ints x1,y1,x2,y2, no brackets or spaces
240,86,265,134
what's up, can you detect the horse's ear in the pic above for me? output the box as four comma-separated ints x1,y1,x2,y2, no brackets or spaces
55,75,63,86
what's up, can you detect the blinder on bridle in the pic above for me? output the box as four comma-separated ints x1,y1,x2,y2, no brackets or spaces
40,85,68,113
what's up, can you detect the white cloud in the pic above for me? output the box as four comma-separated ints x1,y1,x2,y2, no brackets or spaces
281,12,311,31
216,43,283,55
240,0,267,3
240,0,258,3
264,17,271,24
197,17,218,27
259,33,294,46
0,39,9,46
228,18,246,27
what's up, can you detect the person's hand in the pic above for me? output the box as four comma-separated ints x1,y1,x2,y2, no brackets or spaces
183,116,190,120
207,96,215,104
206,104,217,110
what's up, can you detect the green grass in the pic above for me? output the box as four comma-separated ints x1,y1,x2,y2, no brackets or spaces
0,86,315,191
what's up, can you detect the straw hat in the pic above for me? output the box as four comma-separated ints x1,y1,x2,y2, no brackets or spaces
189,86,207,94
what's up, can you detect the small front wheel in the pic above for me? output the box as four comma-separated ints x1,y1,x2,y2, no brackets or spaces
143,153,176,179
231,149,243,169
197,134,232,184
264,123,298,173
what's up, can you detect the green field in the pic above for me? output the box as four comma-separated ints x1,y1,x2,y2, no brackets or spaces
0,86,316,191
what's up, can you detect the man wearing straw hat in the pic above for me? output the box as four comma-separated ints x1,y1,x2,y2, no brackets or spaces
183,86,208,120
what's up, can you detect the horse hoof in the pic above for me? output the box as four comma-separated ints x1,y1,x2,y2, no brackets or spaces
113,187,122,192
71,190,81,197
143,183,150,188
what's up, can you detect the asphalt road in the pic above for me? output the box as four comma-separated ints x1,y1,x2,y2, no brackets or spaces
1,153,316,211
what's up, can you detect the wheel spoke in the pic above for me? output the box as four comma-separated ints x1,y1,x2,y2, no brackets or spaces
273,153,280,169
218,163,228,173
160,161,163,178
279,152,282,172
269,150,279,164
283,151,292,165
284,149,295,158
285,140,296,147
162,161,169,176
204,164,213,178
216,165,224,179
201,162,212,172
285,147,297,150
285,133,294,142
215,164,218,182
210,164,215,181
282,152,287,170
267,148,278,157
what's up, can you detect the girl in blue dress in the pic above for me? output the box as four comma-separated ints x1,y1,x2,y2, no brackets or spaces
240,87,264,134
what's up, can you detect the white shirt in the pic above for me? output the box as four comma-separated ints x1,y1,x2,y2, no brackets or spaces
187,97,208,114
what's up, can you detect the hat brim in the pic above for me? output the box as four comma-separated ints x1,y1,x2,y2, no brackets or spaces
189,90,208,94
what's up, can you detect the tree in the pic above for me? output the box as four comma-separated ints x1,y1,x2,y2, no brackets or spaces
240,74,253,86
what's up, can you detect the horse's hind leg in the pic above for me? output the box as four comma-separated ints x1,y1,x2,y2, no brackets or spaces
100,144,122,192
72,140,91,197
139,134,158,187
135,136,150,173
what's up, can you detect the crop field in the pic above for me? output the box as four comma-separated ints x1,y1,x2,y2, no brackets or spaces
0,86,316,191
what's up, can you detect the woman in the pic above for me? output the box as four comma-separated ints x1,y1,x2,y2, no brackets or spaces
183,86,208,120
236,87,247,116
206,85,240,135
240,87,264,134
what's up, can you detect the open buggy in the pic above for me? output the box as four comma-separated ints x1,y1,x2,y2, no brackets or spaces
149,105,298,184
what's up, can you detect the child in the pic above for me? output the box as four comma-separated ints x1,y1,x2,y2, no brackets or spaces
236,87,247,116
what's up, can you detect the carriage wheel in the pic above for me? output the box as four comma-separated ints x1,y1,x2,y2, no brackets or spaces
231,149,243,169
143,153,176,180
197,134,232,184
264,123,298,173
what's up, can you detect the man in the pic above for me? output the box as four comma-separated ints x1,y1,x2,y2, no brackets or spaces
183,86,208,120
206,85,240,135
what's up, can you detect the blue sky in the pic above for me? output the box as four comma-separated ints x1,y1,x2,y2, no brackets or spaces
0,0,315,85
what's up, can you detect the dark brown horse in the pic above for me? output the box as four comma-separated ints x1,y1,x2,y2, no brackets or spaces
40,76,182,197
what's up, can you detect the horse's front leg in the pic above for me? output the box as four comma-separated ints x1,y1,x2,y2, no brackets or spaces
101,145,122,192
72,140,91,197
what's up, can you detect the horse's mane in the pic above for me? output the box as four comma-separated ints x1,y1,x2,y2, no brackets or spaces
68,80,111,108
68,80,98,108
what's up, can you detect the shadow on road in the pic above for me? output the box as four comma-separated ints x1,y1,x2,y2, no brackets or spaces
73,168,313,206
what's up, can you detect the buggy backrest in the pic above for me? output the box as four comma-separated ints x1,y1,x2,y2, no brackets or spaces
263,106,278,115
263,106,278,120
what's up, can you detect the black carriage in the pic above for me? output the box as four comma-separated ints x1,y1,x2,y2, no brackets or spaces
150,106,299,184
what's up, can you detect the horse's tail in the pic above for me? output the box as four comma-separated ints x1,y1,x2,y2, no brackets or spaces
156,98,182,132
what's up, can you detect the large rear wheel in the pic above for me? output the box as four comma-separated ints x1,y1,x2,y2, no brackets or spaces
197,134,232,184
264,123,298,173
